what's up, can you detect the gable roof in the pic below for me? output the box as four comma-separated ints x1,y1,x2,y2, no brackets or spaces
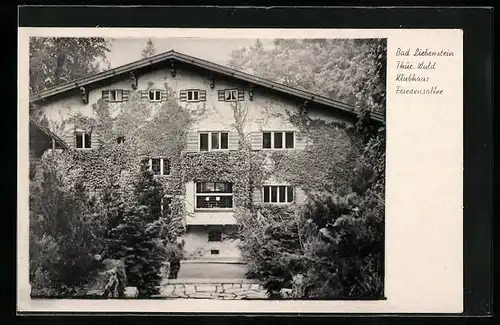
29,117,69,149
29,50,384,123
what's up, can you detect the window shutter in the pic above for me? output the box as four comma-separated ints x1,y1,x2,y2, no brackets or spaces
64,130,75,148
141,90,150,99
295,132,307,150
122,90,130,101
102,90,110,101
185,181,195,215
217,90,225,101
199,90,207,101
295,187,307,204
179,90,188,102
185,131,198,152
91,133,100,150
237,90,245,101
252,187,262,205
161,90,168,101
250,131,262,151
228,132,239,150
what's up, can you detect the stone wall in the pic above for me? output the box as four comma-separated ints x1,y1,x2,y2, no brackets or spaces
157,279,267,300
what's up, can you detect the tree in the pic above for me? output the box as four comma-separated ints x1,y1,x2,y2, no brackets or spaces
229,38,386,113
106,159,167,297
29,157,104,296
141,38,157,59
29,37,111,95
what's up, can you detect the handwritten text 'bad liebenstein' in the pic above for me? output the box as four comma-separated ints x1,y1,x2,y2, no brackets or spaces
394,47,454,95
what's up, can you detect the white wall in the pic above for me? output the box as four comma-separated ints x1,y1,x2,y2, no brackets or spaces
182,225,240,259
37,64,353,138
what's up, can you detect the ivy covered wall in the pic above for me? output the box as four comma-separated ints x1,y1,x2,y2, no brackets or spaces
34,65,361,260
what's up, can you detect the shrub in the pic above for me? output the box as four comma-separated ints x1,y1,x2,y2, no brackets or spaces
29,158,104,296
106,160,168,297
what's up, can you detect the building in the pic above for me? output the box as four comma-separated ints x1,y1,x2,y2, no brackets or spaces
29,50,383,273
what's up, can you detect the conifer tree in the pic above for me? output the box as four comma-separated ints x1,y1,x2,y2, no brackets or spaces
141,38,157,59
107,159,166,296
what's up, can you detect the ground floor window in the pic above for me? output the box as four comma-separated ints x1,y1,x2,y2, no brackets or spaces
208,229,222,242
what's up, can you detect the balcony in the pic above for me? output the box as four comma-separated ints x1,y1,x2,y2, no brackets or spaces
185,210,237,225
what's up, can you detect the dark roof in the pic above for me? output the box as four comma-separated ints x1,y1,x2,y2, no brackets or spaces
29,117,69,149
29,50,384,123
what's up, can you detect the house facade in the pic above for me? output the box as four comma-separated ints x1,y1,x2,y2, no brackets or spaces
29,50,383,264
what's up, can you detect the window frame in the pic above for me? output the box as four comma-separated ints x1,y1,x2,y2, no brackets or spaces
108,89,123,102
186,89,200,102
262,131,296,150
208,229,222,242
198,131,230,152
148,89,162,102
224,89,239,102
262,185,295,204
148,157,171,177
195,181,234,211
75,130,92,149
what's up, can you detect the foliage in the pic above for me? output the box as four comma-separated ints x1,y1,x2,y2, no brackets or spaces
29,157,104,296
29,37,111,95
141,38,157,59
232,38,386,299
229,38,387,113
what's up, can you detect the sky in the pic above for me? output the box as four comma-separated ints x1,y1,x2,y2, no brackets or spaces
105,38,274,69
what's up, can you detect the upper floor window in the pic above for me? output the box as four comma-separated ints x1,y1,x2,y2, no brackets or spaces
116,136,125,144
218,89,244,102
195,182,233,209
199,131,229,151
187,90,199,101
180,89,206,102
102,89,130,102
148,158,171,176
75,131,91,149
262,185,294,204
262,131,295,149
149,90,161,101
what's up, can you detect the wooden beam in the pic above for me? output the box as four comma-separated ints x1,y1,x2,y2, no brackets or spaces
209,73,215,89
130,71,138,89
248,84,254,101
170,60,176,77
80,86,89,104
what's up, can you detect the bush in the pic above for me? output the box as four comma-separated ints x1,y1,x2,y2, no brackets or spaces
105,160,169,297
29,158,104,296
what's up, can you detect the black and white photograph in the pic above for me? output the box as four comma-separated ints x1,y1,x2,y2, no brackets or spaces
27,36,386,301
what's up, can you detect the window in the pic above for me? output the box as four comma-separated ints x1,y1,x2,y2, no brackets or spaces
117,136,125,144
195,182,233,209
263,185,294,204
180,89,206,102
262,131,295,149
187,90,200,101
225,89,238,101
75,131,91,149
208,230,222,242
110,90,122,102
199,132,229,151
149,90,161,101
148,158,171,176
103,89,129,102
210,249,220,255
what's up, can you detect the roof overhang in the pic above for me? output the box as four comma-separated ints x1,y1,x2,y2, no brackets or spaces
29,50,385,123
29,117,69,149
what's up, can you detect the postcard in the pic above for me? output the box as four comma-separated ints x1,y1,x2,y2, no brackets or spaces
18,27,463,314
